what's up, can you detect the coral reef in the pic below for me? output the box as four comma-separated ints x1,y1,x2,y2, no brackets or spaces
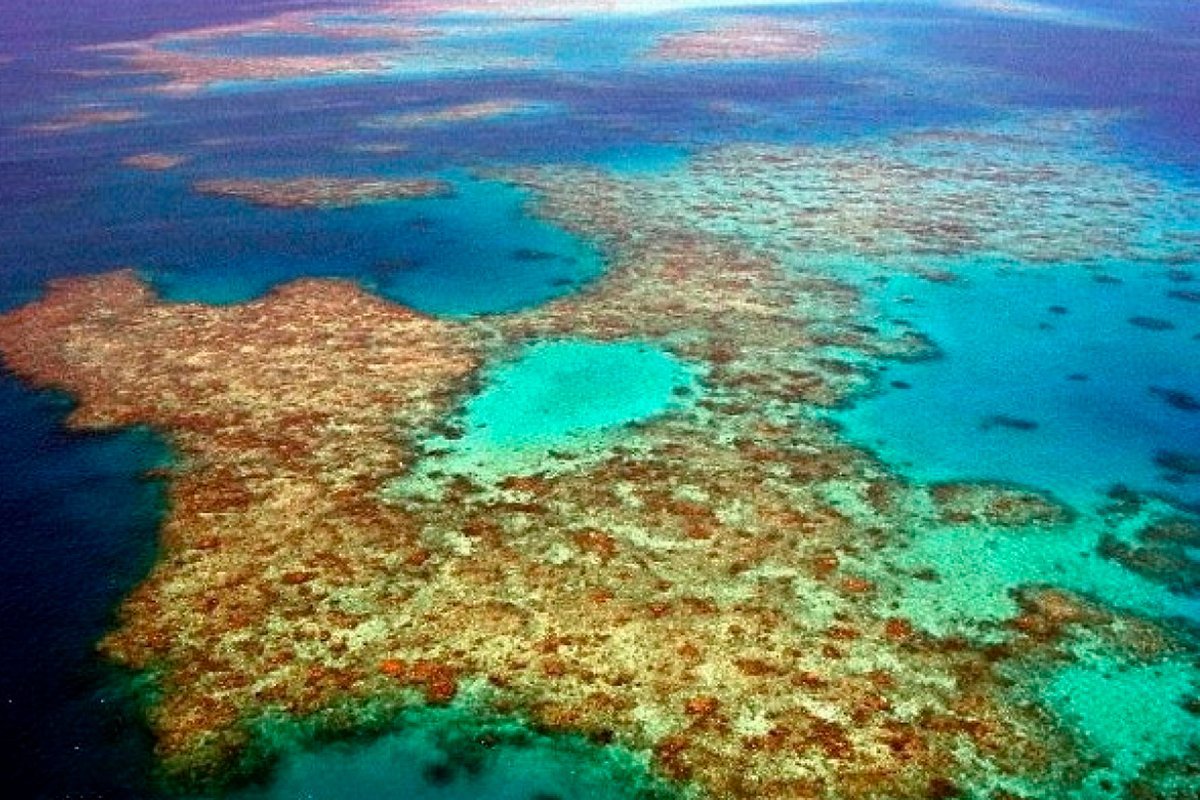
25,107,145,133
117,47,400,94
646,17,829,63
2,114,1198,798
122,153,190,171
1099,516,1200,595
193,177,452,209
499,115,1198,273
77,3,549,94
0,262,1091,797
928,482,1075,528
79,6,429,94
371,100,550,129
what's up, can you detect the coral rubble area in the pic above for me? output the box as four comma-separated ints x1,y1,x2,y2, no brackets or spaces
644,16,830,63
193,178,454,209
1,101,1199,800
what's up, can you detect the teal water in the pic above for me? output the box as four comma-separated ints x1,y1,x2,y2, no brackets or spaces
837,260,1200,508
229,706,669,800
883,503,1200,638
393,340,698,491
459,340,696,449
102,172,604,316
1040,643,1200,798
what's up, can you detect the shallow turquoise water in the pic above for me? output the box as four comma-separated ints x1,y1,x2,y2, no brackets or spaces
1041,645,1200,798
395,339,698,490
229,707,668,800
462,340,695,449
837,261,1200,508
885,505,1200,638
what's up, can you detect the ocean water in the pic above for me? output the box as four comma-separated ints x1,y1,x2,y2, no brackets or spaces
836,260,1200,508
392,339,699,493
228,706,672,800
1,1,1198,798
97,170,605,314
0,377,168,796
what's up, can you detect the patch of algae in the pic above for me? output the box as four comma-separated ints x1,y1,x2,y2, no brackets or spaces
2,116,1200,799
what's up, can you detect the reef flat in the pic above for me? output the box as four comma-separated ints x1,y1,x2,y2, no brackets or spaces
3,1,1199,798
505,114,1198,274
371,100,553,130
24,106,146,134
645,17,830,63
78,9,429,94
76,4,544,95
2,134,1198,797
193,178,454,210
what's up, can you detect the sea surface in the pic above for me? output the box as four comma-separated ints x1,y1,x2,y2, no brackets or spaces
0,1,1197,798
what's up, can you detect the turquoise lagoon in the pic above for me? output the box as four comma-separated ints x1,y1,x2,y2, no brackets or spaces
835,260,1200,508
393,339,699,493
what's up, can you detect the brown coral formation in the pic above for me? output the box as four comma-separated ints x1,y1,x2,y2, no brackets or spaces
929,482,1075,528
515,116,1197,270
494,169,930,408
193,177,452,209
123,153,190,171
25,107,146,134
1098,516,1200,596
372,99,547,128
647,17,830,63
2,118,1196,796
0,224,1117,799
0,270,484,773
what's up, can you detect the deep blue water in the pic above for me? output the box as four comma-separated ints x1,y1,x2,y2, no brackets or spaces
918,0,1200,174
0,377,168,798
0,0,355,50
86,170,605,314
